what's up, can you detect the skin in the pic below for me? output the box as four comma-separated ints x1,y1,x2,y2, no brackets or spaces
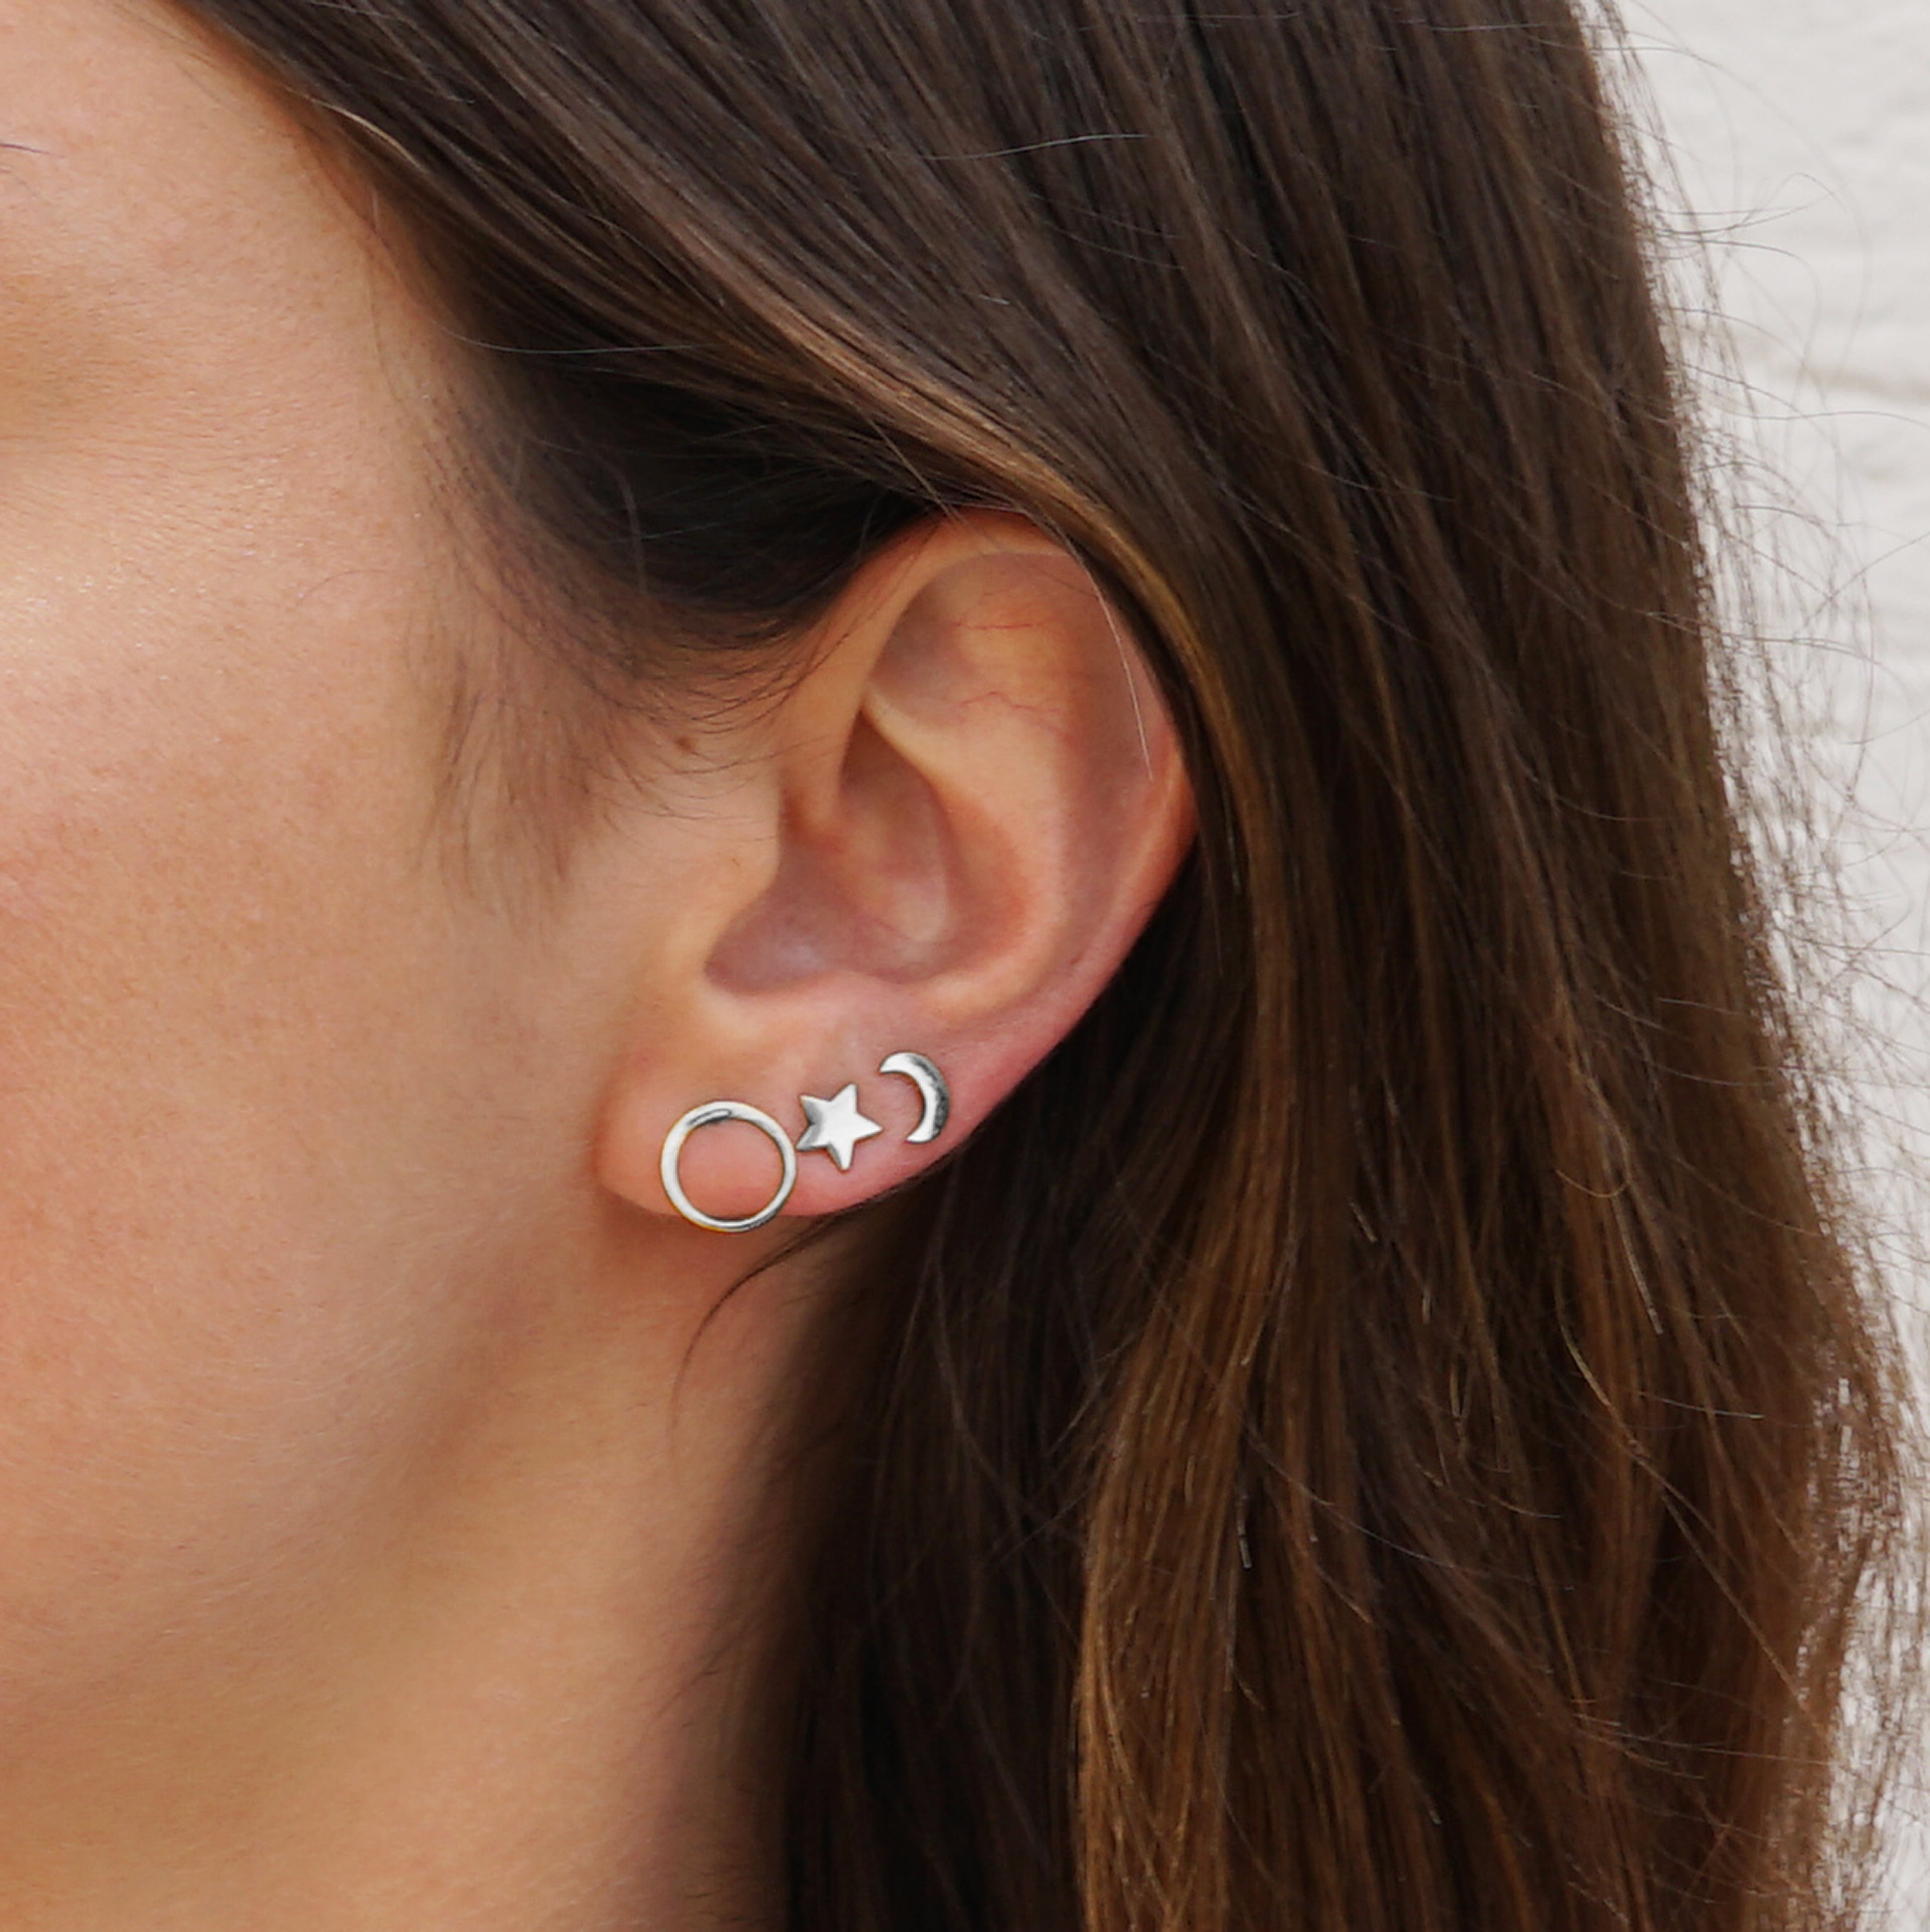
0,3,1190,1926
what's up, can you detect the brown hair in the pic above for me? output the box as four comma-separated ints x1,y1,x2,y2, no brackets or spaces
174,0,1912,1926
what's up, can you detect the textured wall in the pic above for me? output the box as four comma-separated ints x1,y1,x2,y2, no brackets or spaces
1631,2,1930,1915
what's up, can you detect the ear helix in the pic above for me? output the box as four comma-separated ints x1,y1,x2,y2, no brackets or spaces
660,1054,952,1234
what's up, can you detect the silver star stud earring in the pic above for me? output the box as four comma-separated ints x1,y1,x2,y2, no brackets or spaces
796,1083,883,1171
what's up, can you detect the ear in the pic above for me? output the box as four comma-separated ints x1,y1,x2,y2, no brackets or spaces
594,510,1193,1232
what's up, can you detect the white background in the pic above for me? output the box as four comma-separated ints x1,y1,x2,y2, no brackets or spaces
1628,0,1929,1915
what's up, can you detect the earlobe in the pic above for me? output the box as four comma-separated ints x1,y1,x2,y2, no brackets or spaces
650,1054,957,1234
592,512,1192,1233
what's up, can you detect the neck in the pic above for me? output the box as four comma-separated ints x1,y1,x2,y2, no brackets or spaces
0,1224,834,1932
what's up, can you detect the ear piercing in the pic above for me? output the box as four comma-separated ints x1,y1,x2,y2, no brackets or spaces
661,1054,951,1233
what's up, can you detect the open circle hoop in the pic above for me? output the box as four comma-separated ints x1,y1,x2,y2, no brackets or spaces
659,1101,798,1234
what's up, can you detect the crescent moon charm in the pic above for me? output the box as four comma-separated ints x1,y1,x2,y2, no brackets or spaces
879,1051,950,1145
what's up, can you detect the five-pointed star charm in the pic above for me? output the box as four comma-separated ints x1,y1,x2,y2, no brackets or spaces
797,1083,884,1171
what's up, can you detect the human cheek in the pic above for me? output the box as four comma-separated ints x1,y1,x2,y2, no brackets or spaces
0,6,563,1696
0,423,550,1715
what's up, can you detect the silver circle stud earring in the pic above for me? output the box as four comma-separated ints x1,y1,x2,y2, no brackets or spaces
659,1101,798,1234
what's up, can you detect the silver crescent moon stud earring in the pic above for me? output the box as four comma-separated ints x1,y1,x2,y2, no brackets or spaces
879,1052,950,1144
659,1101,798,1233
